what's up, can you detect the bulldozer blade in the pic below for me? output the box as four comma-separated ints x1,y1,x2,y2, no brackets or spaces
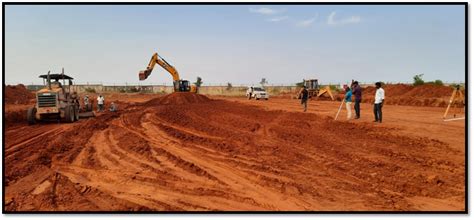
78,111,95,118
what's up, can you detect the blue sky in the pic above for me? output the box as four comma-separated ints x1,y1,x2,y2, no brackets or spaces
5,5,465,85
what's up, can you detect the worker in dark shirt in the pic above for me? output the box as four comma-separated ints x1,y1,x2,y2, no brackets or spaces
352,81,362,119
299,86,309,112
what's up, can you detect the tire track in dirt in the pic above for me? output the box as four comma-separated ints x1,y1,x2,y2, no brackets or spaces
5,92,465,211
5,125,65,158
138,122,307,210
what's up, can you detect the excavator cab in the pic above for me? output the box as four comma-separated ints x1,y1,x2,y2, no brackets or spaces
175,80,191,92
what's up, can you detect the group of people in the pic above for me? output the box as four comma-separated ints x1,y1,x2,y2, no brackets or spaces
299,81,385,123
83,94,117,112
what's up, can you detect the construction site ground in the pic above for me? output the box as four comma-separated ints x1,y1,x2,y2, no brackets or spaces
4,92,465,211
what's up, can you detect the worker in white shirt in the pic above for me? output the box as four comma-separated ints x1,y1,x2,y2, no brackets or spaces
97,94,105,112
373,82,385,123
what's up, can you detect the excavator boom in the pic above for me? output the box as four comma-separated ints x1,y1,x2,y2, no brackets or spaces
138,52,197,93
139,53,180,81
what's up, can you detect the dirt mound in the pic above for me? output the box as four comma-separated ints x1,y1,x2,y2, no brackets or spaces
5,84,35,104
360,84,458,107
363,84,455,99
144,92,211,106
404,84,455,98
364,84,414,97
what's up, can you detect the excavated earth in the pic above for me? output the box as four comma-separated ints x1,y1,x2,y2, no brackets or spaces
4,92,465,211
5,84,35,104
4,84,36,127
337,84,463,107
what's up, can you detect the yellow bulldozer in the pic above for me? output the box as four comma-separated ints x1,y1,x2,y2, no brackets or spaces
138,52,197,93
27,69,89,124
296,79,334,100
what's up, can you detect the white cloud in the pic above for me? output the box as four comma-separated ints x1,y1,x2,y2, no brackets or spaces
267,16,289,22
296,14,318,27
327,11,361,26
249,7,282,15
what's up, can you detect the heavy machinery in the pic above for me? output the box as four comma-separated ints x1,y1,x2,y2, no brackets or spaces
27,69,88,125
296,79,334,100
138,52,197,93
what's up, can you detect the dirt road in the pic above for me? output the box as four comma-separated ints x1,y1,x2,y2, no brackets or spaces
4,93,465,211
223,97,465,152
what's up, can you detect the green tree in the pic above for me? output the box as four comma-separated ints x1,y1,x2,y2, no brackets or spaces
413,74,425,86
260,78,268,87
194,77,203,87
433,79,443,86
226,82,232,90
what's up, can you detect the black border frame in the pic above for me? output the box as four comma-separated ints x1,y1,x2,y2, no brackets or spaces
2,1,468,214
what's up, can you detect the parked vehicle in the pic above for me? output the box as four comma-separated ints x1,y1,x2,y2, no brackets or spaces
246,86,269,100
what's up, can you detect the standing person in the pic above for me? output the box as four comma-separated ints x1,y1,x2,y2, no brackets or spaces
83,95,90,111
373,82,385,123
299,86,309,112
247,87,253,100
352,81,362,119
344,87,353,120
109,102,117,112
97,94,105,112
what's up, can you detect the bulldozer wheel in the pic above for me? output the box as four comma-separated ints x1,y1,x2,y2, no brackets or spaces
27,107,36,125
64,105,75,123
74,105,80,121
86,103,92,112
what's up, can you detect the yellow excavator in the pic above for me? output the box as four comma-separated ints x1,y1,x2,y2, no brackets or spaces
139,52,197,93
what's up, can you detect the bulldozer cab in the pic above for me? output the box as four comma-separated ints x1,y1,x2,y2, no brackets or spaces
296,79,322,99
304,79,319,91
39,73,74,93
50,79,64,90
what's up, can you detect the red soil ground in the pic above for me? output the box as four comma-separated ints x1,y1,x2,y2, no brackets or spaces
4,92,465,211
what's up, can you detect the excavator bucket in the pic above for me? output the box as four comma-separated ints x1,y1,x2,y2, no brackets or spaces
138,70,150,81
